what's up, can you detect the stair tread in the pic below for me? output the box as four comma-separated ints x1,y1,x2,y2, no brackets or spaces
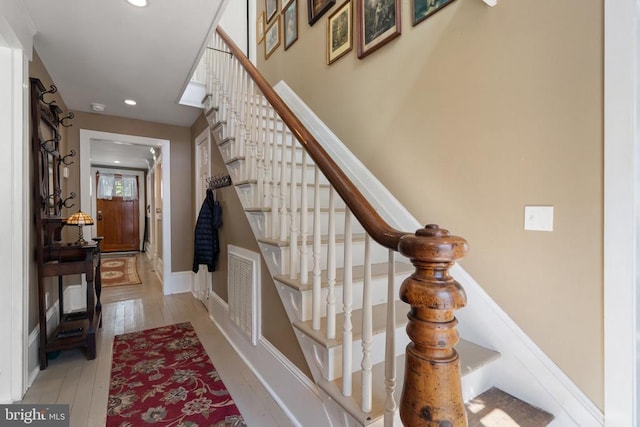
319,340,501,425
246,206,347,214
257,232,367,248
225,155,245,164
235,179,329,189
274,261,413,292
217,136,235,147
293,299,409,349
466,387,554,426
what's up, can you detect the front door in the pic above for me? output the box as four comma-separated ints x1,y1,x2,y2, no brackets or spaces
97,175,140,252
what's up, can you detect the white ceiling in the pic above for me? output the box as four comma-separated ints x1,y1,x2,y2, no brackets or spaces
22,0,227,169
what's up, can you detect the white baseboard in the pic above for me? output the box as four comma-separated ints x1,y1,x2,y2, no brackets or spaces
27,301,60,388
64,284,85,312
209,293,330,427
163,270,192,295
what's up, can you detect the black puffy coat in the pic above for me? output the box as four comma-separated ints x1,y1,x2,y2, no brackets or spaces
192,189,222,273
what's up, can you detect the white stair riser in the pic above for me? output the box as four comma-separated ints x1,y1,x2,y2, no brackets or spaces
220,141,308,172
258,239,390,278
247,210,365,241
275,272,407,322
294,325,411,381
227,156,327,187
240,183,345,212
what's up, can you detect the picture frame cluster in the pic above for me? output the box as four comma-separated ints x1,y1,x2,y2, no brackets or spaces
257,0,457,64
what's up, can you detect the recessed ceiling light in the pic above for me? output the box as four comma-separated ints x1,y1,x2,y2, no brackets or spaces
126,0,148,7
124,99,137,106
114,160,121,164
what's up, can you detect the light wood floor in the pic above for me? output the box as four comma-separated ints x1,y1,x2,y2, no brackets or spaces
21,253,294,427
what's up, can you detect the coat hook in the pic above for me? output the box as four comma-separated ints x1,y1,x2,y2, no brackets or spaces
58,192,76,210
39,84,58,105
60,150,76,166
59,112,74,128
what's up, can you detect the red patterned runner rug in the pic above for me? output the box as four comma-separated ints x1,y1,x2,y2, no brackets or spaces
107,322,246,427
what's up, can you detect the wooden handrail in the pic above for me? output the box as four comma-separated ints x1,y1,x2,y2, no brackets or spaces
216,28,405,251
215,27,469,426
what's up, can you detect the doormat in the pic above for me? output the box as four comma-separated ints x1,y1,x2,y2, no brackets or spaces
106,322,246,427
101,256,142,287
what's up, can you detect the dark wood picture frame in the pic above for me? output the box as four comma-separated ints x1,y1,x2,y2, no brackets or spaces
327,0,352,64
356,0,401,59
266,0,278,23
265,15,281,59
412,0,456,26
308,0,336,26
283,0,299,50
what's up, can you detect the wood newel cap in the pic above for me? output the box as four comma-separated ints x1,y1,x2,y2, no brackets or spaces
398,224,468,263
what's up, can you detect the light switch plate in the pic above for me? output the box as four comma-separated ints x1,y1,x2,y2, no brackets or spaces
524,206,553,231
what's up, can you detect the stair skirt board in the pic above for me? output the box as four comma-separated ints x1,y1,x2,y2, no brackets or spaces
208,293,332,427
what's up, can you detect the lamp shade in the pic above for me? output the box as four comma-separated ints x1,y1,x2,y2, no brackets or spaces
66,211,94,244
66,211,94,227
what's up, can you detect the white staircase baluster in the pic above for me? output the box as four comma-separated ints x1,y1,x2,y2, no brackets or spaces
255,94,265,208
361,233,373,413
279,126,288,242
270,106,279,239
249,82,259,183
312,167,321,330
342,209,353,397
326,187,337,340
384,249,397,427
299,151,309,285
289,136,298,279
261,98,271,212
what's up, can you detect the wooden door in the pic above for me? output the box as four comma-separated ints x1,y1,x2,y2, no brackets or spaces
96,176,140,252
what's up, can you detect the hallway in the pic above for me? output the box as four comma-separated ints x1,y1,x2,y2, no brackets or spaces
21,254,293,427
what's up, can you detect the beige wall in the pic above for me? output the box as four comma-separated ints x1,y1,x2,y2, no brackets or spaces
65,112,193,272
190,115,311,377
257,0,604,408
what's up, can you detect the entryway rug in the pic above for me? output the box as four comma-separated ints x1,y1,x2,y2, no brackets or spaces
101,256,142,287
107,322,246,427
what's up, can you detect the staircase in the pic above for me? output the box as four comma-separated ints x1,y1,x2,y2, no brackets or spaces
199,28,565,427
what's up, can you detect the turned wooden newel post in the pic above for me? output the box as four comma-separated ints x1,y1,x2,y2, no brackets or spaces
398,224,468,427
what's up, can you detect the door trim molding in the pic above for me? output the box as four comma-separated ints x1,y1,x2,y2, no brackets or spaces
604,0,639,424
80,130,174,294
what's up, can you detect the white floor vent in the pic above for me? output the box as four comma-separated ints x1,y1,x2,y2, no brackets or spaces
227,245,261,346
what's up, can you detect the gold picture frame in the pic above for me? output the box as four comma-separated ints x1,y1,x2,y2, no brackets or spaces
266,0,278,23
257,11,266,43
265,15,281,59
327,0,352,64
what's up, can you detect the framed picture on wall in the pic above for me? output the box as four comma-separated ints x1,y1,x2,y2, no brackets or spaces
265,15,281,59
412,0,456,26
308,0,336,26
257,11,266,43
327,0,352,64
356,0,401,59
266,0,278,23
283,0,299,50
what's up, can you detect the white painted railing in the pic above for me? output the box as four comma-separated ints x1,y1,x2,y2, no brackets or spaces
204,32,398,421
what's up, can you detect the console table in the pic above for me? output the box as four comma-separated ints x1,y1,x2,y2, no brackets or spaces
38,239,102,370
